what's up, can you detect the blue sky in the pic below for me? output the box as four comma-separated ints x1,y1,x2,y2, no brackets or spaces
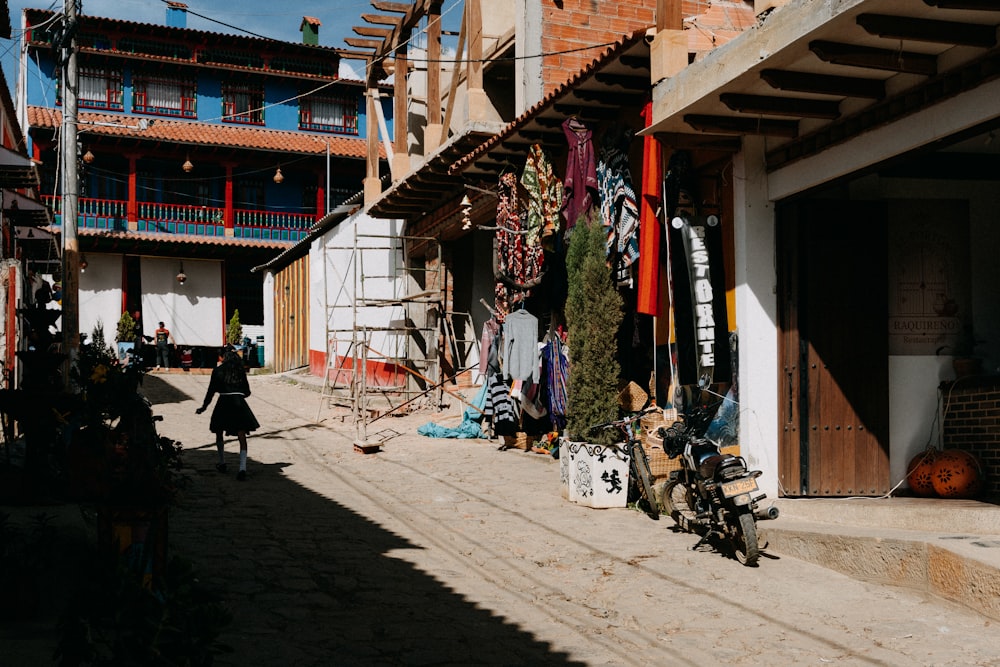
2,0,464,88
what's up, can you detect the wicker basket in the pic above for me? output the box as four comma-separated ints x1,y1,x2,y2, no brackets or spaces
642,421,741,481
501,432,538,451
618,381,649,412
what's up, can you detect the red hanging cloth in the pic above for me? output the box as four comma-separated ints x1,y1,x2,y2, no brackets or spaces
636,100,663,316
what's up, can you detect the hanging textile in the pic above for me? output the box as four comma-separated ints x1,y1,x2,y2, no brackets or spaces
560,117,598,233
521,144,563,249
478,317,499,380
501,308,540,382
484,371,519,436
636,100,663,316
597,130,640,282
495,171,544,318
543,334,569,432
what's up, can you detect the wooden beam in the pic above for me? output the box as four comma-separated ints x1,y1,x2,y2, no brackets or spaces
923,0,1000,10
857,14,997,47
761,69,886,99
370,1,412,12
593,72,654,91
571,89,645,106
809,40,938,76
720,93,841,119
345,38,382,50
684,114,799,138
352,26,392,39
361,13,401,26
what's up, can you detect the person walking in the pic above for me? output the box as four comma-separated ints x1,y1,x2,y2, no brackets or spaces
196,346,260,480
154,321,175,370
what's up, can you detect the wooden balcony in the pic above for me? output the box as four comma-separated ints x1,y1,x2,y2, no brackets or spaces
42,196,313,241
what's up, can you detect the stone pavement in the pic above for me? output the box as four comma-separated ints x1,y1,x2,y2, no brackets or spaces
3,370,1000,666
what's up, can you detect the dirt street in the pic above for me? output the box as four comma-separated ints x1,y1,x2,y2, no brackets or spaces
145,372,997,666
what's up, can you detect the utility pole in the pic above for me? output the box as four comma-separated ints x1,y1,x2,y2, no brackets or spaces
61,0,80,384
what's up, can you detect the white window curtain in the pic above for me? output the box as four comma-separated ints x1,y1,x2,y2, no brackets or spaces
309,98,346,127
80,69,111,102
144,79,181,108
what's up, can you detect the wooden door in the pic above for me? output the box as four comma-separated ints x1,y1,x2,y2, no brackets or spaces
778,201,890,496
274,257,309,373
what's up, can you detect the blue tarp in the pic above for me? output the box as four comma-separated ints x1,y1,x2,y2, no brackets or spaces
417,383,488,439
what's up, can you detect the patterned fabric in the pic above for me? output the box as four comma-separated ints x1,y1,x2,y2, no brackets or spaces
543,336,569,432
484,371,519,436
597,142,640,271
495,171,544,318
521,144,563,248
561,117,598,231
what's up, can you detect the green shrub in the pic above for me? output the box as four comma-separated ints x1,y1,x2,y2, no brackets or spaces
564,209,623,443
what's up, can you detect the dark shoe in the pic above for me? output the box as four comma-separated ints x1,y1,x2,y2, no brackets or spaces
236,470,246,481
215,463,228,473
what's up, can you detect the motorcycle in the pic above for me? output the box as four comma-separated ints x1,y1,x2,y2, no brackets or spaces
656,401,772,566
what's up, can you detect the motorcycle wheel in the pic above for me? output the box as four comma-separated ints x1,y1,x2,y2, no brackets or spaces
732,507,760,566
662,480,698,532
629,441,659,519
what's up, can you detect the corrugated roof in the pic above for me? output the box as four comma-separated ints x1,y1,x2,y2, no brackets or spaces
28,107,379,159
75,227,291,252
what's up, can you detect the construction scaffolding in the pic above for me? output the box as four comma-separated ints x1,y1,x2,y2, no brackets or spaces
318,227,445,446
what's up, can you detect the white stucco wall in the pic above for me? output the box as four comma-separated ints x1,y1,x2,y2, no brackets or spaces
79,253,124,342
732,136,780,500
139,257,223,346
309,212,407,370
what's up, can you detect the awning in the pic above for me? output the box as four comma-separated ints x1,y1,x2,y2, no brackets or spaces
0,145,40,189
643,0,1000,173
4,189,52,226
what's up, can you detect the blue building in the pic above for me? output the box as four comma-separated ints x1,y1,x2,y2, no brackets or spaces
17,4,390,362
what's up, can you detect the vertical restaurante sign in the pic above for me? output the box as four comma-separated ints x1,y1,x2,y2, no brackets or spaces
666,213,731,387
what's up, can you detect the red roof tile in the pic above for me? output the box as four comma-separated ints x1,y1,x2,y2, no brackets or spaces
27,107,382,159
75,227,292,250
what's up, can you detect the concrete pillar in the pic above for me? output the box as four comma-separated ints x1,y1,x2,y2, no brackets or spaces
732,136,780,499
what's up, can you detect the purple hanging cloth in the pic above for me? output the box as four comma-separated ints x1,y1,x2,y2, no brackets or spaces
561,117,598,233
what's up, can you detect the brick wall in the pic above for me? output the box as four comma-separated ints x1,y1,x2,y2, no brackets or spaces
539,1,753,92
941,377,1000,498
540,0,657,92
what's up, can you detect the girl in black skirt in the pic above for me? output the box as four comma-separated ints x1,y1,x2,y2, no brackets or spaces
196,347,260,480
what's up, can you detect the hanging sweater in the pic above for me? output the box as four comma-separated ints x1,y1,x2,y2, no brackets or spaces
502,309,540,383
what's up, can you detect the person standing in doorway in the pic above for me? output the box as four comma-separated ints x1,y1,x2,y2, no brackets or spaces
154,321,175,370
196,346,260,480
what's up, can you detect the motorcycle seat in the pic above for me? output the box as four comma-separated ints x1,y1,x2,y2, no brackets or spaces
698,453,742,480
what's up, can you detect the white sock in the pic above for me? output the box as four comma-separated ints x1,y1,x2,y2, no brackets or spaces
239,450,247,471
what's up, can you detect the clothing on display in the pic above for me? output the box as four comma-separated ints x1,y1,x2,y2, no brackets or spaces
636,99,663,316
560,117,598,232
521,144,563,248
501,308,540,383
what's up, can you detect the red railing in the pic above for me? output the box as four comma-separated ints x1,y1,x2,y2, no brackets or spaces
42,195,313,240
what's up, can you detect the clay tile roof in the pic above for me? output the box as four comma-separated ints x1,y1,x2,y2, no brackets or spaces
302,16,321,27
77,227,292,250
27,107,382,160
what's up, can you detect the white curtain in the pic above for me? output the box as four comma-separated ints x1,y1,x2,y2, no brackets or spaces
79,253,124,344
139,257,223,346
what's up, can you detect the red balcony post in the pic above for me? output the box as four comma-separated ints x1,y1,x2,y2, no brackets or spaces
126,153,139,230
224,162,235,236
316,172,326,220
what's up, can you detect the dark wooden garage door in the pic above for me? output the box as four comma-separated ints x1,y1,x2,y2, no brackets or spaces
778,201,890,497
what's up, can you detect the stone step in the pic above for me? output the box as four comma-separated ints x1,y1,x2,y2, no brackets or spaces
769,497,1000,535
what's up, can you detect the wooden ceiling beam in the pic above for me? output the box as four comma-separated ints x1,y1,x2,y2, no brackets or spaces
923,0,1000,10
361,13,402,26
761,69,886,99
549,104,621,120
684,114,799,138
857,14,997,47
352,26,393,39
572,89,645,106
370,1,412,13
809,40,938,76
344,38,382,50
593,72,651,91
720,93,841,119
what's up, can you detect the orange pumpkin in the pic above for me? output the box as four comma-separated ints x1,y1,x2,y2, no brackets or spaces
930,449,984,499
905,449,939,497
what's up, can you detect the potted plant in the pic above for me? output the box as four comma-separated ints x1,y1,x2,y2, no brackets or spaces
115,311,137,363
561,209,627,508
936,324,985,378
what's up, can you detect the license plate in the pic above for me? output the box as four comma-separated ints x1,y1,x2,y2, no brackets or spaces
721,477,758,498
